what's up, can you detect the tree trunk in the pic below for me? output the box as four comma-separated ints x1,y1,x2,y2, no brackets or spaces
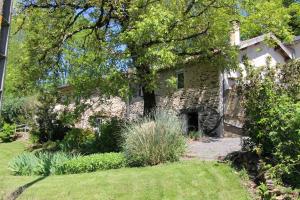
143,87,156,116
136,63,156,116
130,48,157,116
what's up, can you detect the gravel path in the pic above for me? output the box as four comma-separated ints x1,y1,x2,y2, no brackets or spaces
185,137,243,160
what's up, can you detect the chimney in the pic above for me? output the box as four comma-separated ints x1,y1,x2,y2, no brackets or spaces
230,20,241,46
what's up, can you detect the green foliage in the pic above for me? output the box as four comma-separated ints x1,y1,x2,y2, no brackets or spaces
258,183,274,200
240,0,296,41
165,76,178,94
122,110,186,166
60,153,126,174
96,118,124,153
278,60,300,99
188,131,204,141
240,61,300,187
5,18,34,95
0,123,16,143
9,152,39,176
8,151,75,176
15,0,240,115
60,118,124,154
1,95,37,125
59,128,96,154
31,93,70,143
286,1,300,36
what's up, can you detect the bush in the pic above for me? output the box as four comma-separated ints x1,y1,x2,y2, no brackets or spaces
1,94,37,125
96,118,124,153
60,118,124,154
60,128,96,154
31,93,70,143
240,61,300,187
9,151,75,176
0,123,16,142
60,153,126,174
122,110,186,166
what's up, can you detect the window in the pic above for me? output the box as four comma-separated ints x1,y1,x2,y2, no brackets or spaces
177,71,184,89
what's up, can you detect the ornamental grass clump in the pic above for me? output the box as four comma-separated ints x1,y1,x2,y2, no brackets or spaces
122,109,186,166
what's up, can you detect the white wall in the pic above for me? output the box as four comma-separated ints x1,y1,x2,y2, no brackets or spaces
293,42,300,59
226,42,287,79
239,43,286,67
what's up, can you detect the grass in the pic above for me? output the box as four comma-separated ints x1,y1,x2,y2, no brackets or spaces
0,141,38,199
0,141,251,200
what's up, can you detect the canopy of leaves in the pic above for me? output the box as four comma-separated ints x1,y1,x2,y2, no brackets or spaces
14,0,239,99
5,0,299,117
239,0,300,41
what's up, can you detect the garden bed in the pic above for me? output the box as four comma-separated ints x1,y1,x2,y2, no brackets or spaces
0,141,251,200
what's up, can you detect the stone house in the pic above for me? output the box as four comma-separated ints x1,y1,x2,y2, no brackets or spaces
59,22,300,137
128,22,300,137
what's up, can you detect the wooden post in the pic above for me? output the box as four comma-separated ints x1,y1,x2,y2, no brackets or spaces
0,0,13,111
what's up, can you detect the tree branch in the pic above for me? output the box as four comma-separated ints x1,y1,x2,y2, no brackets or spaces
143,23,210,47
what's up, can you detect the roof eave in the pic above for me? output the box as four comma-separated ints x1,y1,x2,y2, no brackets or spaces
239,33,293,59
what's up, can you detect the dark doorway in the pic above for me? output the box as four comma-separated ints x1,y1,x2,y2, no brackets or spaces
187,112,199,132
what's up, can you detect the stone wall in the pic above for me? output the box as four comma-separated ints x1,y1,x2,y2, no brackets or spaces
58,62,224,136
129,61,223,136
55,95,127,129
76,96,126,128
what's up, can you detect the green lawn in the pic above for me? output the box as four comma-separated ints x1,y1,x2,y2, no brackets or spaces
0,142,251,200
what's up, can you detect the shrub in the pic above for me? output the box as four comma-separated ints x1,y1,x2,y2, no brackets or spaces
41,140,60,151
31,93,70,143
9,151,75,176
122,110,186,166
240,61,300,187
60,128,96,154
60,153,126,174
1,94,37,125
0,123,16,142
60,118,124,154
96,118,124,153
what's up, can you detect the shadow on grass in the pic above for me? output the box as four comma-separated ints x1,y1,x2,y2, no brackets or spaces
5,176,47,200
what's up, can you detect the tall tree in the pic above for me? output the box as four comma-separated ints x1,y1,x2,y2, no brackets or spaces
239,0,296,41
5,19,29,95
14,0,299,115
283,0,300,35
17,0,239,115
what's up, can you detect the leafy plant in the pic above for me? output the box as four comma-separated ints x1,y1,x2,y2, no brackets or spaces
96,118,124,153
59,128,96,154
9,151,76,176
0,123,16,142
30,93,70,143
258,183,274,200
1,94,37,125
60,153,126,174
239,60,300,187
122,109,186,166
8,152,39,176
188,131,203,141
